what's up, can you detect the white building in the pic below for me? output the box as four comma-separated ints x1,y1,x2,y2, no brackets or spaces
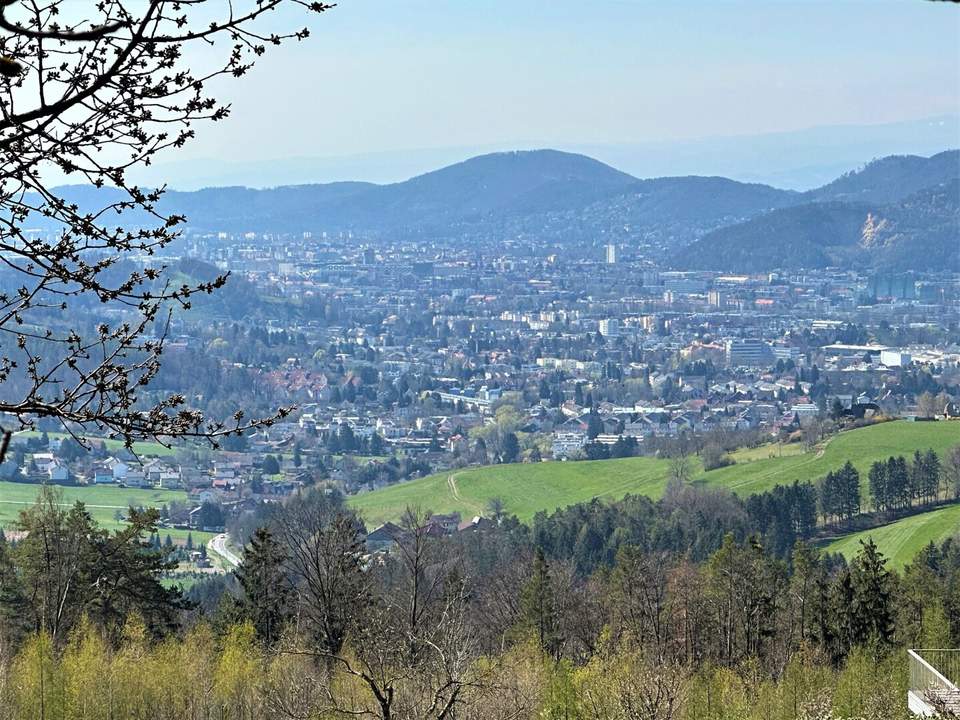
599,318,620,337
791,403,819,418
552,432,587,458
726,339,772,367
771,344,801,363
880,349,912,368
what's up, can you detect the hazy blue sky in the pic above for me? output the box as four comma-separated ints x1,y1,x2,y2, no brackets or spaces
177,0,959,169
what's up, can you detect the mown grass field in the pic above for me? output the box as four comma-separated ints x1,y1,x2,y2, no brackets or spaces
0,481,212,545
350,455,672,527
695,420,958,497
823,503,960,569
349,421,960,527
13,430,178,457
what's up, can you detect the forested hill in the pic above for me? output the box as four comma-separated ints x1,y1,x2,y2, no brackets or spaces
153,149,797,242
39,148,959,270
675,178,960,272
804,149,960,204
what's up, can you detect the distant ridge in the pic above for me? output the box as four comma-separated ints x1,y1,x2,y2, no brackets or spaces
130,115,960,190
805,150,960,204
677,151,960,272
40,148,959,271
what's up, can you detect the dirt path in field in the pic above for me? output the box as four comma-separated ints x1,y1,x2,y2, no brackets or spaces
815,436,835,459
447,472,463,501
446,472,486,516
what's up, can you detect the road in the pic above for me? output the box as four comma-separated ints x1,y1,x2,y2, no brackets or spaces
208,533,242,568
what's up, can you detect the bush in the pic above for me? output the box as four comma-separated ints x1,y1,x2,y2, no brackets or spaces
702,443,735,471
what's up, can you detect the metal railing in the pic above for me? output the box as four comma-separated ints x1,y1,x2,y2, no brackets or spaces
909,649,960,716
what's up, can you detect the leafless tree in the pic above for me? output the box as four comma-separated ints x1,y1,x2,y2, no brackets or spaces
608,547,673,661
274,491,370,656
282,514,495,720
0,0,332,451
942,444,960,499
392,507,450,649
668,454,692,485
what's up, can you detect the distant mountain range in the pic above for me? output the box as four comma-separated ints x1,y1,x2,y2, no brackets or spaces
41,147,960,272
129,115,960,190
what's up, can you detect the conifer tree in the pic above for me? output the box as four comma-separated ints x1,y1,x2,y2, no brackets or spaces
868,460,889,514
838,461,861,522
885,456,910,510
520,547,559,657
0,534,28,645
848,539,895,647
921,449,941,504
236,527,292,647
828,568,856,663
818,471,839,524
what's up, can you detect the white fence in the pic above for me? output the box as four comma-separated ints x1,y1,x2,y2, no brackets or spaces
909,649,960,717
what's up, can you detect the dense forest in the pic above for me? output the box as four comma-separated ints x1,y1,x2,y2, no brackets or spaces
0,478,958,720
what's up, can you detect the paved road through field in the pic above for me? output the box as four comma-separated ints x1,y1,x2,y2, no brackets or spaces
208,533,241,568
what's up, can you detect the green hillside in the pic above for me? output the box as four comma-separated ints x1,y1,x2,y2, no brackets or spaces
824,503,960,569
696,419,959,497
350,455,672,527
349,420,960,527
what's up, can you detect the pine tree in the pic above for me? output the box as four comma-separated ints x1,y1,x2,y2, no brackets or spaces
849,538,895,647
818,471,838,524
0,534,28,644
586,410,603,440
501,432,520,463
838,461,861,522
893,455,911,509
828,568,856,663
924,448,941,503
520,547,559,656
868,461,888,515
910,450,925,505
885,456,910,510
539,378,551,399
236,527,292,647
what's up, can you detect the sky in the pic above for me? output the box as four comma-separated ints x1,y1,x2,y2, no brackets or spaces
148,0,960,186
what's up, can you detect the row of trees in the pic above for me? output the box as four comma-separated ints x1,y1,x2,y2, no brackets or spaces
744,446,960,558
870,449,950,513
818,462,862,525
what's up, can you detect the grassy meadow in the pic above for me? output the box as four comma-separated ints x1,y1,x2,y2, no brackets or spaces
350,420,960,529
13,430,178,457
0,480,212,545
824,503,960,569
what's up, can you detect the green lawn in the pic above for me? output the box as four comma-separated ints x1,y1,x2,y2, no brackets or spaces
14,430,178,457
728,441,806,463
695,421,959,498
351,455,672,527
823,503,960,569
350,421,960,527
0,480,212,546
